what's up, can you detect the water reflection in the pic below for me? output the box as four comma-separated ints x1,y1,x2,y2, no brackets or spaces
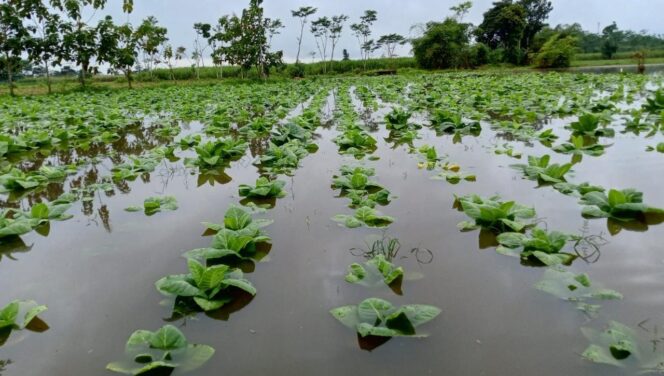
0,237,33,262
605,212,664,236
0,359,11,375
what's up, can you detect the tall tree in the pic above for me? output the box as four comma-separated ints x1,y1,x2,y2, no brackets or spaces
216,0,282,79
377,34,406,58
412,18,472,69
95,16,140,88
518,0,553,51
450,1,473,21
350,10,377,70
328,14,348,71
601,22,620,59
136,16,167,78
51,0,133,86
161,44,186,81
192,22,211,79
290,6,316,64
475,0,527,64
310,16,331,72
0,2,30,95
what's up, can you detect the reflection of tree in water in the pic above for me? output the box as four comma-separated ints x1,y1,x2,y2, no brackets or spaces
0,121,177,232
248,137,269,158
0,359,12,375
98,205,111,233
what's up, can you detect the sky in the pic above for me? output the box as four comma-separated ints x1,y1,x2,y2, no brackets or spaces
94,0,664,64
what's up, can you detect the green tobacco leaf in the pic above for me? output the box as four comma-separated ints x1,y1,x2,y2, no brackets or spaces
331,298,440,339
108,325,214,375
535,267,622,304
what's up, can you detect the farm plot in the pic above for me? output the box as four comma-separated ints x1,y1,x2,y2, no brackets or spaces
1,72,664,375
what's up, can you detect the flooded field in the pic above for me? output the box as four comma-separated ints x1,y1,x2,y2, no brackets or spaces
1,72,664,375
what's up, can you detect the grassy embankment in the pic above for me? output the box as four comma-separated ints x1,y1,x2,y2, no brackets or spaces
2,51,663,96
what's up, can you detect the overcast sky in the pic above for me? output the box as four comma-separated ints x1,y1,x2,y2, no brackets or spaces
97,0,664,64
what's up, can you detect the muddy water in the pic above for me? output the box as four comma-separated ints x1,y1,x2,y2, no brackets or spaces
1,92,664,376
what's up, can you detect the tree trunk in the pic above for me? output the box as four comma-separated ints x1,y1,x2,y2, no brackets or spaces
44,60,52,94
296,23,305,63
5,53,14,96
80,61,89,86
125,69,132,89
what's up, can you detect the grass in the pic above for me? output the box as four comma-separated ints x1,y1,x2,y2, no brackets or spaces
575,49,664,61
570,57,664,67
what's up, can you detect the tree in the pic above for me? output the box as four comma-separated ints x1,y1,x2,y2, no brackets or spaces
342,48,349,61
450,1,473,21
350,10,377,70
192,22,211,79
533,33,577,68
265,18,283,46
52,0,133,86
411,18,471,69
209,16,230,78
328,14,348,71
95,15,138,89
475,0,527,64
601,22,620,59
310,16,331,72
519,0,553,51
0,2,31,95
15,0,64,94
377,34,406,58
161,44,185,81
215,0,283,79
136,16,168,78
291,6,316,63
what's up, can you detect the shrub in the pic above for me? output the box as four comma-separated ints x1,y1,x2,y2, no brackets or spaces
412,18,472,69
534,33,578,68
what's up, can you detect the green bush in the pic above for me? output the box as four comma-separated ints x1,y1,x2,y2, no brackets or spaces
412,18,472,69
470,43,490,66
534,33,578,68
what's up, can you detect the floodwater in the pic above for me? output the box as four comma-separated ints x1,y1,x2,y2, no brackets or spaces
1,80,664,376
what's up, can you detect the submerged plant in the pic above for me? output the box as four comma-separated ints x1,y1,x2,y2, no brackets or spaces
568,114,614,138
186,138,247,169
257,140,315,175
646,143,664,153
512,154,573,184
431,163,476,184
0,300,47,346
455,194,536,233
643,90,664,113
330,298,440,338
0,199,73,239
535,267,621,316
384,108,413,131
238,177,286,199
429,110,481,135
334,128,377,158
136,196,179,216
580,189,664,221
333,206,395,228
155,258,256,312
106,325,214,375
183,205,272,263
581,321,664,372
553,135,608,158
496,228,577,266
332,166,392,208
345,254,404,289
